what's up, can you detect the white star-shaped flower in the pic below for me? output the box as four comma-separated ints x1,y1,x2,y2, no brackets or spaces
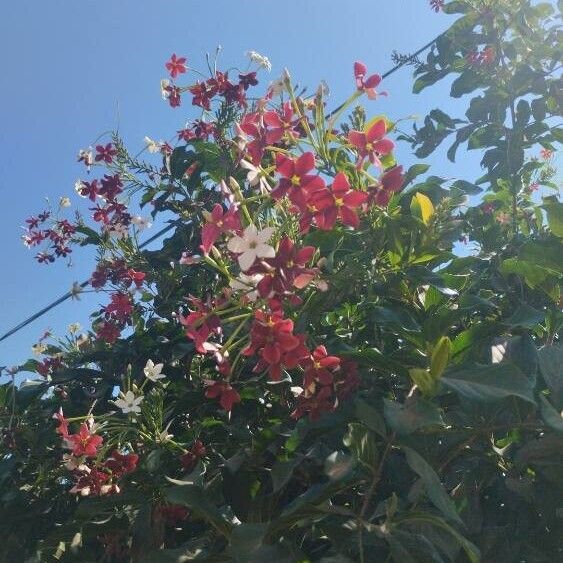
143,359,166,382
229,273,264,302
240,159,271,194
114,390,143,414
227,225,275,271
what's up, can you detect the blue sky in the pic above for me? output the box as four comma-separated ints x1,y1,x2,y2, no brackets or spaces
0,0,480,374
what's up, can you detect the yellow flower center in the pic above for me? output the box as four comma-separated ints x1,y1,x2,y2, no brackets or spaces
335,197,344,207
290,174,301,186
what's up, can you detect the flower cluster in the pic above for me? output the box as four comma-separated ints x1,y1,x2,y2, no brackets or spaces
53,409,138,497
22,209,78,263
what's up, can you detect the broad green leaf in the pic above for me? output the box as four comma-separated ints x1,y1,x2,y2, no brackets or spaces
384,398,444,435
409,368,438,396
538,346,563,407
343,423,378,470
431,337,451,379
164,485,232,536
324,451,355,481
442,363,535,404
539,395,563,432
354,398,387,438
504,304,545,329
542,198,563,237
403,447,463,525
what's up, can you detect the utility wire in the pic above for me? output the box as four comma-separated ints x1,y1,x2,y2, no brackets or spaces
0,33,443,344
0,220,181,343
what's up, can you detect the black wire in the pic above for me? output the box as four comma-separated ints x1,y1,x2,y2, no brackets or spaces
0,33,442,345
0,220,181,343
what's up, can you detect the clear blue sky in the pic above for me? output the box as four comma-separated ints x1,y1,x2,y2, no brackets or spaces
0,0,479,375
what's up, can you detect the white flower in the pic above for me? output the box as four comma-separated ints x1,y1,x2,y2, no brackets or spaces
31,343,47,356
106,222,129,239
131,215,152,230
230,273,264,302
268,76,286,97
240,159,271,194
114,390,143,414
160,78,171,100
246,50,272,72
75,179,86,197
143,359,166,382
68,323,81,334
59,197,71,208
144,136,162,154
227,225,275,271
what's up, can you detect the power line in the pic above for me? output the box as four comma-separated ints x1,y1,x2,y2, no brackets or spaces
0,33,443,344
0,220,180,343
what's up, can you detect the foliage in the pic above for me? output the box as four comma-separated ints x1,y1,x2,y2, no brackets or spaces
1,2,562,562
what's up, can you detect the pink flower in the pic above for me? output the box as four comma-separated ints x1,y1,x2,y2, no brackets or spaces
65,423,103,457
348,119,394,169
200,204,241,255
271,152,325,209
165,54,187,79
95,143,117,163
205,380,241,411
354,62,383,99
310,172,368,229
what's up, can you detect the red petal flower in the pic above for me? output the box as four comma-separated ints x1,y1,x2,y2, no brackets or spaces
165,53,187,79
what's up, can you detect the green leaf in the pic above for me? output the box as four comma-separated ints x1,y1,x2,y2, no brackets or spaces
396,512,480,563
403,447,463,525
343,423,378,470
403,164,430,187
431,337,451,379
409,368,438,396
354,399,387,438
542,198,563,237
324,451,355,481
504,304,545,329
164,485,232,536
539,395,563,432
538,346,563,408
450,180,482,195
442,363,535,404
383,398,444,435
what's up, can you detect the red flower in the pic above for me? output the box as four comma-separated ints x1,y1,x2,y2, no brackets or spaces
253,236,317,298
263,101,301,144
205,380,241,411
104,450,139,476
165,54,187,79
239,72,258,90
52,407,69,438
104,293,133,323
200,204,241,255
243,310,306,380
300,345,340,392
354,61,383,99
96,321,121,343
311,172,367,229
157,504,189,525
79,179,100,201
163,84,182,108
179,297,222,354
271,152,325,209
292,385,335,421
189,81,217,110
429,0,444,12
348,119,394,169
95,143,117,163
66,423,103,457
180,439,207,472
368,165,404,206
